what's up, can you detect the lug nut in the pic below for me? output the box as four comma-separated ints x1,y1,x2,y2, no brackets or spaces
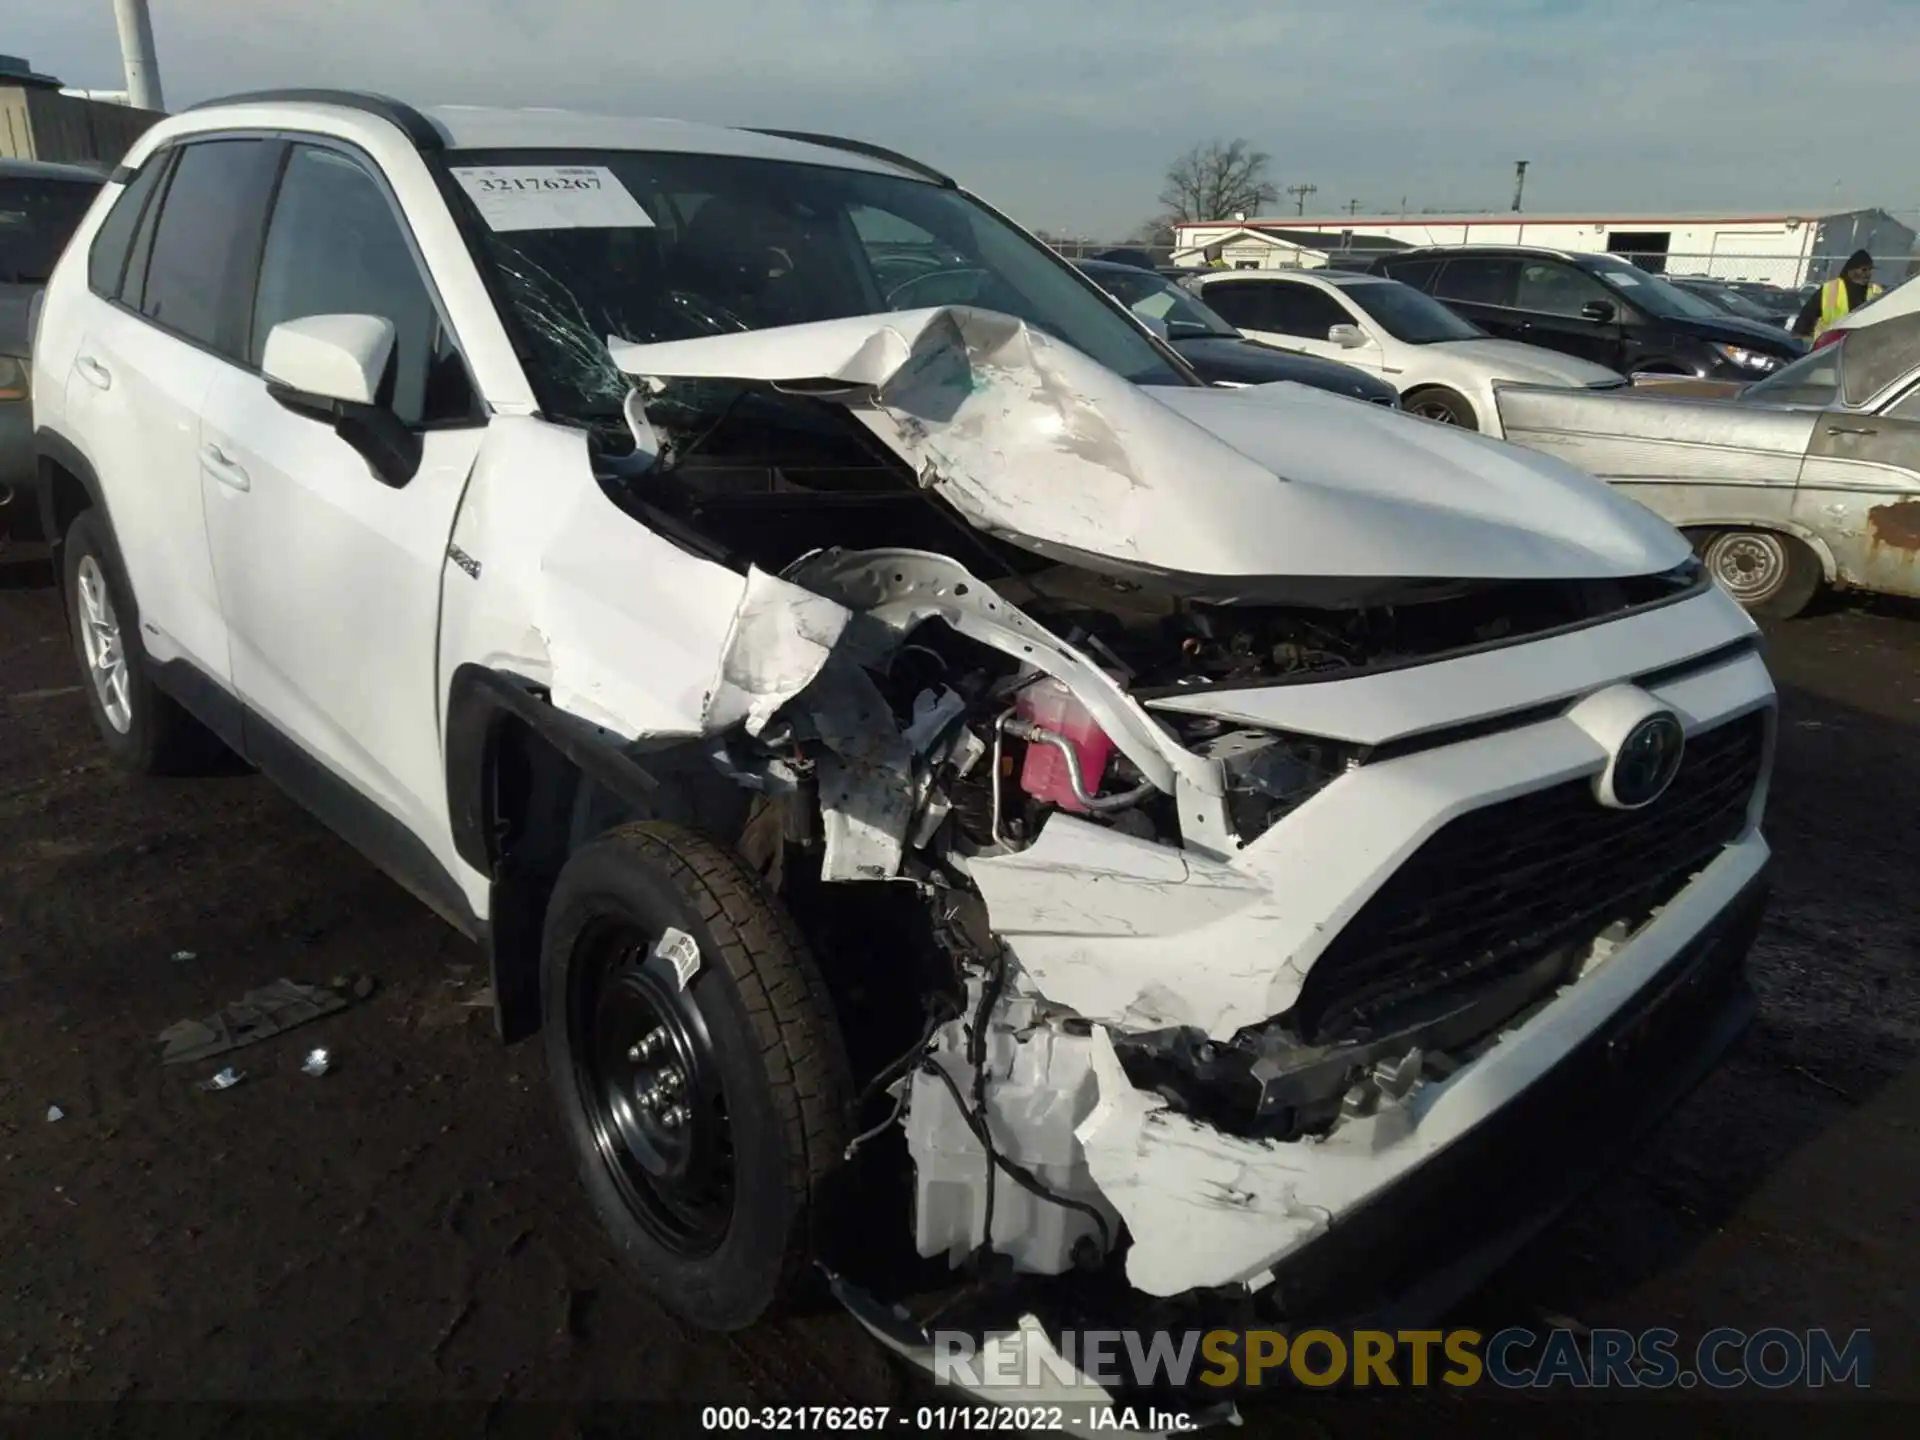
656,1066,685,1097
659,1104,691,1128
635,1027,669,1061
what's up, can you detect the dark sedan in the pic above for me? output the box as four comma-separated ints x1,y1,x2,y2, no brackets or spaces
1076,260,1400,406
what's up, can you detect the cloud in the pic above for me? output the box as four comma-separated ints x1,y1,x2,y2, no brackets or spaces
13,0,1919,235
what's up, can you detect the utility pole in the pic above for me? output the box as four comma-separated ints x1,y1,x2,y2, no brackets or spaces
112,0,166,112
1511,159,1530,213
1346,198,1361,217
1287,182,1318,217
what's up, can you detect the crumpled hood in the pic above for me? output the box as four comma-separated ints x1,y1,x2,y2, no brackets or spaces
610,308,1687,582
1429,336,1624,386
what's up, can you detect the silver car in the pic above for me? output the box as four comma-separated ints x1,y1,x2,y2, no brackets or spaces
1496,310,1920,616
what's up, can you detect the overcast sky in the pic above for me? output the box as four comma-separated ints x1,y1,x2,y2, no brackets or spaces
15,0,1917,236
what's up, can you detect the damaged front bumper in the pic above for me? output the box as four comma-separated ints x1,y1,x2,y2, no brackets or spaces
845,859,1765,1422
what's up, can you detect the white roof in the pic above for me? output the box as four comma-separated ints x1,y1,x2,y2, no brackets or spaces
143,96,927,182
421,105,914,178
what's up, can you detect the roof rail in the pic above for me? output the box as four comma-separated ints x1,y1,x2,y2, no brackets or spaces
184,89,444,151
747,129,953,187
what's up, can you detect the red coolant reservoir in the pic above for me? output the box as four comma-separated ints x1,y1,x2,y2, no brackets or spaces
1014,678,1115,813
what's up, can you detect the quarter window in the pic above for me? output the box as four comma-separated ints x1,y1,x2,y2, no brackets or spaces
87,154,166,298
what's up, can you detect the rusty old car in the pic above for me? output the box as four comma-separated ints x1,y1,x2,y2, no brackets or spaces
1497,310,1920,617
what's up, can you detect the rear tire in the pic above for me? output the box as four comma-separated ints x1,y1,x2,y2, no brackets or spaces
62,509,226,775
541,821,855,1331
1403,386,1479,430
1699,528,1822,618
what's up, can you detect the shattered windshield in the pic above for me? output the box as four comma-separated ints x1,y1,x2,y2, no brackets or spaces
444,148,1186,437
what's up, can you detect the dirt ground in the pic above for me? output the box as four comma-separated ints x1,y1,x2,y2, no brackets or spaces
3,542,1917,1429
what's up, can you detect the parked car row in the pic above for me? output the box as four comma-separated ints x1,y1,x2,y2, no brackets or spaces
1187,267,1625,432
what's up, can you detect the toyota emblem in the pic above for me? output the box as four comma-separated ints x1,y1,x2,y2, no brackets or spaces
1599,711,1686,809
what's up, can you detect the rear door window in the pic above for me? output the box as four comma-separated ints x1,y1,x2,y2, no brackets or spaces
1435,255,1519,307
1196,281,1270,330
135,138,283,358
1263,283,1354,340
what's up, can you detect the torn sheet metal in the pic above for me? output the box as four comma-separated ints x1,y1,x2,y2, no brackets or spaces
610,307,1687,583
805,658,917,880
703,566,852,734
1070,833,1773,1297
966,814,1277,1035
783,548,1210,799
1075,1027,1330,1296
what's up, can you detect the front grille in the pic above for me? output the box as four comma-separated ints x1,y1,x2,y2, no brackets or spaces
1289,710,1768,1041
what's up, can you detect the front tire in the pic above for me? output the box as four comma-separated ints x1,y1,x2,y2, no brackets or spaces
1403,386,1479,430
541,821,855,1331
1699,528,1823,618
62,509,225,774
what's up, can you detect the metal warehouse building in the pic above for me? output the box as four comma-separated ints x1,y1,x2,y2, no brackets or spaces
1171,209,1917,289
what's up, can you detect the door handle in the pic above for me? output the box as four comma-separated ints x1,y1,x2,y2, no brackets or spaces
75,355,112,390
201,442,251,492
1828,424,1878,436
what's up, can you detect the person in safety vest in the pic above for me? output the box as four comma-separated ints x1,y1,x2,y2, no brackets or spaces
1793,250,1883,338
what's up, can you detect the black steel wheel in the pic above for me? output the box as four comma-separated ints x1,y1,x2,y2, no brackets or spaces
573,916,736,1254
541,821,855,1331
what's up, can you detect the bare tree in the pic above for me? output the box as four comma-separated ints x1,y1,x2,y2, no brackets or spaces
1158,140,1279,225
1132,216,1176,249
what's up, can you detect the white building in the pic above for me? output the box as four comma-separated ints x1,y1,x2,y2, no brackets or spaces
1171,209,1917,288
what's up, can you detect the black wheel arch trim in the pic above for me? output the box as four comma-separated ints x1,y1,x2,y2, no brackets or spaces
445,662,664,877
34,427,110,606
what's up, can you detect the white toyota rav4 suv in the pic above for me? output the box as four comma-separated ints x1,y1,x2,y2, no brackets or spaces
34,92,1775,1410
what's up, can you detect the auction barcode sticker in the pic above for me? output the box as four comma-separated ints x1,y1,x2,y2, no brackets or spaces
450,165,655,232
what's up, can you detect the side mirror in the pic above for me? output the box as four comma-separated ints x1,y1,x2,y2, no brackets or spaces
1580,299,1617,324
262,314,421,488
1327,323,1368,348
